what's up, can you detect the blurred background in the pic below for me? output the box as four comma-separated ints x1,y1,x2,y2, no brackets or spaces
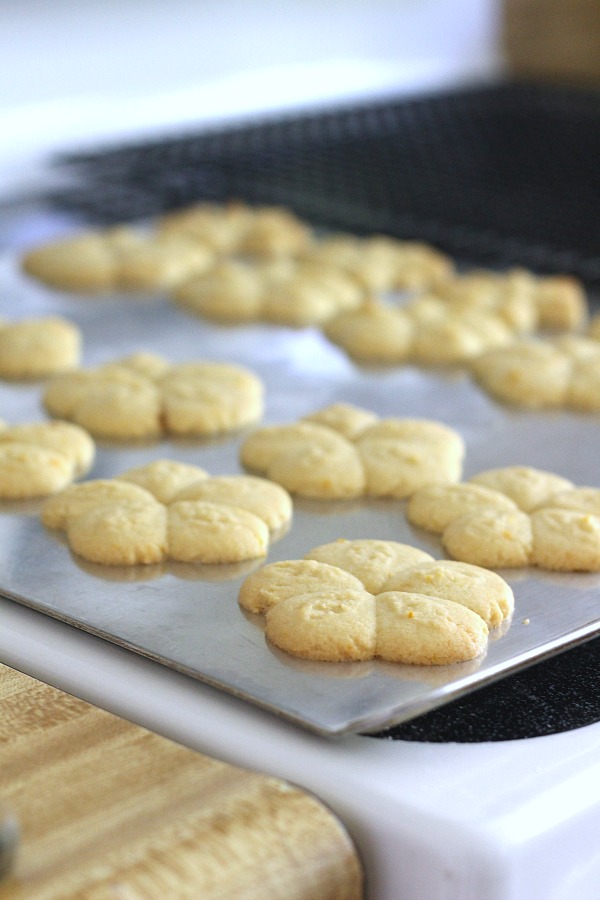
2,1,599,163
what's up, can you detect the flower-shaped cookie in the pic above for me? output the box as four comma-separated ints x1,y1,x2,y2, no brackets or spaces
0,421,95,499
41,460,292,566
323,270,589,367
240,403,464,500
470,335,600,411
0,316,81,380
407,466,600,571
20,203,313,294
239,539,514,665
43,352,264,440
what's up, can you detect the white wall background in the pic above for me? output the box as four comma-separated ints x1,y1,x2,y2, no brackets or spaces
0,0,504,184
2,0,503,110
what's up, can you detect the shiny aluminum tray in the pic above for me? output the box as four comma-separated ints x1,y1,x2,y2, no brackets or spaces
1,239,599,736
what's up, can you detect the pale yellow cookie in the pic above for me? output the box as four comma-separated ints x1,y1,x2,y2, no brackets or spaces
391,241,454,290
456,309,514,348
21,231,120,292
167,500,269,563
108,351,171,381
537,487,600,517
0,421,95,476
357,418,465,461
375,591,488,665
305,538,434,594
566,355,600,411
238,559,366,614
305,234,363,271
265,589,377,661
471,339,571,408
300,402,379,440
117,459,209,504
323,299,414,364
172,475,292,531
173,260,266,323
469,466,575,513
67,501,168,566
0,443,75,498
116,233,215,290
0,317,81,379
346,235,410,292
261,269,350,327
266,437,365,499
402,293,447,325
383,560,514,628
43,371,98,419
534,275,588,332
410,315,488,366
241,422,365,499
589,313,600,342
41,480,160,530
406,482,518,533
356,436,462,498
530,508,600,571
442,508,533,568
240,422,334,473
238,206,313,258
160,361,264,436
73,375,162,439
157,202,254,253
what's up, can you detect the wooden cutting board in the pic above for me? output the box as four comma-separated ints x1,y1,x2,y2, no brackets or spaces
0,664,363,899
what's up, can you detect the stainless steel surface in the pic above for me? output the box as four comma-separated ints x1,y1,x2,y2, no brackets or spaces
1,215,600,736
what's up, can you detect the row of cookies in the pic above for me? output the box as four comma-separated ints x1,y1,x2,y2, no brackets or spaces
20,202,453,299
407,468,600,571
4,309,600,417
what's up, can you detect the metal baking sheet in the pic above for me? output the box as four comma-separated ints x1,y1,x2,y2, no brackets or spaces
1,209,600,736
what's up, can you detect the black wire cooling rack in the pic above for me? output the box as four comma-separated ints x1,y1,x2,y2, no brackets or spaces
49,80,600,284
